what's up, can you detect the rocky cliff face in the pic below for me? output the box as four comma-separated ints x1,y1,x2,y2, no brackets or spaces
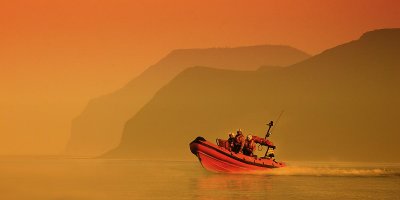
106,29,400,162
66,45,310,156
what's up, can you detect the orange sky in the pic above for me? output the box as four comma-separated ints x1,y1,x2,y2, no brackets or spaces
0,0,399,155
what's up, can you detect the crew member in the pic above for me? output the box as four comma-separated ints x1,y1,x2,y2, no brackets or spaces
243,134,256,156
227,132,236,151
233,129,245,153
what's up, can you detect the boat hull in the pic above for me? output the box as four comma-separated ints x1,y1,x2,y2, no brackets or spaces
190,137,285,173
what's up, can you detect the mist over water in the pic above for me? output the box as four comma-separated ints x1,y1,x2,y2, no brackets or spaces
265,166,391,176
1,158,399,200
253,162,400,177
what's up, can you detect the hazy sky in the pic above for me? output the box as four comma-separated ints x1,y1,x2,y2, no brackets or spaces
0,0,399,155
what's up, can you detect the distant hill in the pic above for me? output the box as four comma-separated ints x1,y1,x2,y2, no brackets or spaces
66,45,310,156
105,28,400,162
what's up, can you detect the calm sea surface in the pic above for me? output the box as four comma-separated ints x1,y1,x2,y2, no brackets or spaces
0,158,399,200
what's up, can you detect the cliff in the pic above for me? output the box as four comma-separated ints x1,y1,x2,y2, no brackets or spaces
66,45,310,156
106,29,400,162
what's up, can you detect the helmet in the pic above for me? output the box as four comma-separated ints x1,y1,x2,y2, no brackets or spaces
247,134,252,140
229,132,236,138
237,129,243,135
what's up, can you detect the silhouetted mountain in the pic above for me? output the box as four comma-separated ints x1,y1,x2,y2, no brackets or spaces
105,28,400,162
66,45,310,156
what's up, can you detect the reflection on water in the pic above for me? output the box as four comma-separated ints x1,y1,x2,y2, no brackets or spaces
0,158,399,200
194,173,274,200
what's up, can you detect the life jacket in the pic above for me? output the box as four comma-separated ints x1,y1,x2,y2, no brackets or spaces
234,134,245,145
227,137,235,147
245,140,256,152
244,139,255,150
233,134,245,153
243,139,255,156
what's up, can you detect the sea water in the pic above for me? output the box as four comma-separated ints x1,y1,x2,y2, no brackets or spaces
0,158,399,200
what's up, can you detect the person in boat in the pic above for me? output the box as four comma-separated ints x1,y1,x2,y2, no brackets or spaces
233,129,245,154
243,134,256,156
227,132,236,151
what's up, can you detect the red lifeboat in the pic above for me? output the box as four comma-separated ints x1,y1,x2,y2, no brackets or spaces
190,136,285,173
